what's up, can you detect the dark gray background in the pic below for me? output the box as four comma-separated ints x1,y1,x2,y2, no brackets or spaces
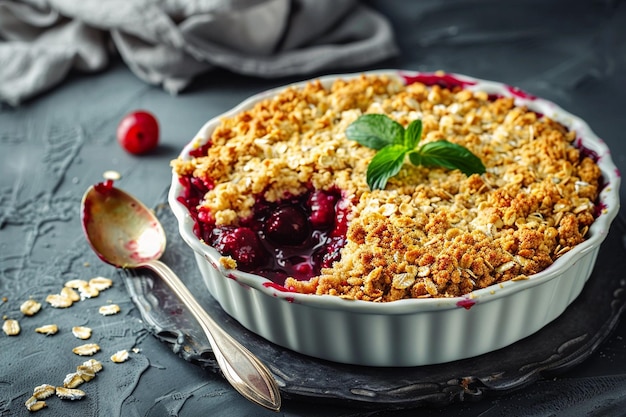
2,1,626,416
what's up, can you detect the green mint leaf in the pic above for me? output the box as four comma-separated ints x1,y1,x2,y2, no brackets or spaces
409,141,486,176
346,114,404,150
404,119,423,149
347,114,486,191
367,144,408,190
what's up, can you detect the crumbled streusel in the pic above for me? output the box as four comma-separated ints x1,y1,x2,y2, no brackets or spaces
172,74,601,301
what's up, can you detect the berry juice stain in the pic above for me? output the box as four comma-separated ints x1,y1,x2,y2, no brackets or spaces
94,179,115,193
506,85,536,100
456,298,476,310
401,73,477,89
575,138,600,163
169,307,184,316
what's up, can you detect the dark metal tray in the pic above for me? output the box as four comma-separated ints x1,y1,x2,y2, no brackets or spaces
123,200,626,410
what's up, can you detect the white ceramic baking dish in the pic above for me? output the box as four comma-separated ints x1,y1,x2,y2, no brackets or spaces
169,70,620,367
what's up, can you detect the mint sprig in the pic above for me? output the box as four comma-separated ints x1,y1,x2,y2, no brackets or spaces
346,114,486,190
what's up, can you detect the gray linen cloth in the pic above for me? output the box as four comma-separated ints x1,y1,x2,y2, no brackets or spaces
0,0,398,105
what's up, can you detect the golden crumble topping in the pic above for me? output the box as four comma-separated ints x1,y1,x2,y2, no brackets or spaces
171,74,601,301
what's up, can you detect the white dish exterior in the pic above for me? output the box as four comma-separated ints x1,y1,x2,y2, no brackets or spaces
169,70,620,367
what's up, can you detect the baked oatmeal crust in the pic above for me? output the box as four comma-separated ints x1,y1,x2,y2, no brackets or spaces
172,74,601,301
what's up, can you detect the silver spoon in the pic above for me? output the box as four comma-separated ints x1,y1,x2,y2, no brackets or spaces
80,182,281,411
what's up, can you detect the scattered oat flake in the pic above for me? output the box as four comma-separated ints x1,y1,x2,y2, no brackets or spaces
78,285,100,300
56,387,85,401
35,324,59,335
65,279,88,289
2,319,20,336
103,170,121,181
111,349,129,363
63,372,85,389
76,365,96,382
99,304,120,316
72,343,100,356
61,286,81,302
72,326,92,340
512,274,529,281
81,358,103,373
89,276,113,291
24,396,47,412
219,256,237,269
32,384,55,400
45,293,73,308
20,299,42,316
76,359,103,381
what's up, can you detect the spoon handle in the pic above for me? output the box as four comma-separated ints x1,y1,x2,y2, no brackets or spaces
145,259,281,411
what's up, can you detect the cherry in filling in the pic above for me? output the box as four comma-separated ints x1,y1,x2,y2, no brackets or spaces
177,176,350,285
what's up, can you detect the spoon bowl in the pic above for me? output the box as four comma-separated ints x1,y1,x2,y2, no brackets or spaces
81,183,166,268
80,182,281,411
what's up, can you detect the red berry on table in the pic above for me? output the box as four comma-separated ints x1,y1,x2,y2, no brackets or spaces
117,110,159,155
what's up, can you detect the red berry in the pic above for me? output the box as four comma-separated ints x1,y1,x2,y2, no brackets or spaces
117,110,159,155
265,205,308,246
307,190,337,228
214,227,266,267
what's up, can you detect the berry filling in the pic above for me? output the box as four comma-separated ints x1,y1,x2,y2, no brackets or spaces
177,173,350,285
